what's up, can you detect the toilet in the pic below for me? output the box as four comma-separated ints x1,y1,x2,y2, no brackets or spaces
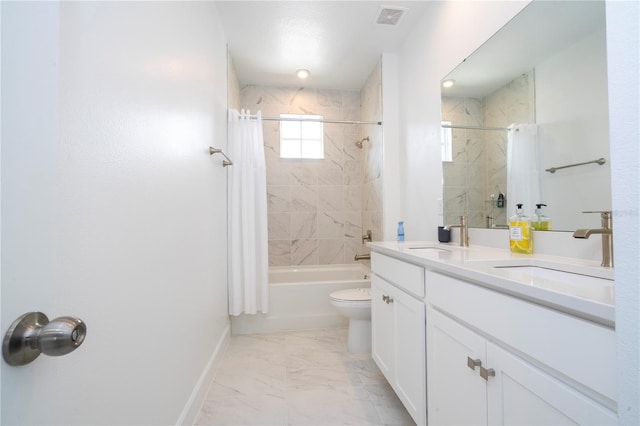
329,287,372,354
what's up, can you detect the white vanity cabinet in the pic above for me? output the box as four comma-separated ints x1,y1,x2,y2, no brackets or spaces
426,270,617,426
371,252,426,426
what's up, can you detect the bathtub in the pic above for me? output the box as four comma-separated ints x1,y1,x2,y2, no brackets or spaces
230,264,371,335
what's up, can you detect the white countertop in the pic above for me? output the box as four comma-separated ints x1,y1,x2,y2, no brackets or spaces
368,241,615,327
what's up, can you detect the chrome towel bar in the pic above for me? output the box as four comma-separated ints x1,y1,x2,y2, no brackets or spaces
545,157,606,173
209,147,233,167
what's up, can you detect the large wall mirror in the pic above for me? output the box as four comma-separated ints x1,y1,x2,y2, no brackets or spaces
440,1,610,232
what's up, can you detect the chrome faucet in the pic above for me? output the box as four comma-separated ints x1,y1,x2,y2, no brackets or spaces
573,211,613,267
362,229,372,244
354,253,371,261
444,215,469,247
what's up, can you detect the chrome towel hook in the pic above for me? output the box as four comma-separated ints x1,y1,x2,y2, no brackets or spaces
3,312,87,366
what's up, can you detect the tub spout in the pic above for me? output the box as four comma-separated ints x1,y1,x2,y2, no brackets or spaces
354,253,371,261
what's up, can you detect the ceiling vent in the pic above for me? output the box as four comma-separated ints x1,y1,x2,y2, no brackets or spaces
375,6,407,26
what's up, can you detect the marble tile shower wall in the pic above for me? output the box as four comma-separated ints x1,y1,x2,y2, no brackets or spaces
360,64,383,250
240,85,365,266
442,97,486,227
483,72,531,225
442,73,530,228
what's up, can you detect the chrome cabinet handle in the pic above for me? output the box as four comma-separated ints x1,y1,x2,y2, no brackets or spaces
3,312,87,366
467,357,481,371
480,366,496,380
380,295,394,304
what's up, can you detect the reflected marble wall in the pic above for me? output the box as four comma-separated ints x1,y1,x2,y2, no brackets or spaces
240,85,365,266
442,72,531,228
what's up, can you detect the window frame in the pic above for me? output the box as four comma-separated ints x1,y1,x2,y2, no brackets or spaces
279,114,325,160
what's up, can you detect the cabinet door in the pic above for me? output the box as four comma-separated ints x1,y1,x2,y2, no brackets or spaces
371,275,395,381
486,342,617,425
394,287,426,425
427,307,487,425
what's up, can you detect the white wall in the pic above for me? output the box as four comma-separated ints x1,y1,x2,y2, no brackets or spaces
536,27,611,229
606,1,640,424
1,2,229,424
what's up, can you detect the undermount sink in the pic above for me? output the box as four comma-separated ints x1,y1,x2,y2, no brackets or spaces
465,258,614,303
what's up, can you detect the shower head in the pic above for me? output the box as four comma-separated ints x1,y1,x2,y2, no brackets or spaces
355,136,370,149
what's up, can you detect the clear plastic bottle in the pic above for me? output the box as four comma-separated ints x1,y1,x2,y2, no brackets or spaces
509,204,533,254
532,203,552,231
397,221,405,242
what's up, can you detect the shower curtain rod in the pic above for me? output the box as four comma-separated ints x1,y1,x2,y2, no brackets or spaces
442,124,511,131
249,115,382,126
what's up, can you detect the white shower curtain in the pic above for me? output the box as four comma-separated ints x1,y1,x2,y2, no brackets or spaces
507,123,541,218
227,109,269,315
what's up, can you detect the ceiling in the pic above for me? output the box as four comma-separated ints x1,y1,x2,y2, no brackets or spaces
214,1,432,90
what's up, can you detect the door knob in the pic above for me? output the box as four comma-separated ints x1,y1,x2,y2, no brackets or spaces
3,312,87,366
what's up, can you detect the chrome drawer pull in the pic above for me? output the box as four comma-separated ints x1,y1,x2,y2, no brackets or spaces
480,366,495,380
467,357,481,371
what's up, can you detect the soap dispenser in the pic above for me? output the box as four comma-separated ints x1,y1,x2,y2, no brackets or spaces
533,203,552,231
509,204,533,254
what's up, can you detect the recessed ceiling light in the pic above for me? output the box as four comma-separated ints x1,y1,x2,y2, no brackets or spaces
296,69,310,79
442,79,455,88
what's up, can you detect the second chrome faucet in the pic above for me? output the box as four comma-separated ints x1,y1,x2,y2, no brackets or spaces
573,211,613,267
444,215,469,247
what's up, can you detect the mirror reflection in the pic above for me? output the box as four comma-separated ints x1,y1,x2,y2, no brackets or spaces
440,1,610,232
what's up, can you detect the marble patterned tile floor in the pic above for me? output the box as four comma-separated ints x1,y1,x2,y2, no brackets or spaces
195,328,416,426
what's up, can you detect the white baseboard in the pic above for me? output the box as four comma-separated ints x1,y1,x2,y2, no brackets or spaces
176,322,231,426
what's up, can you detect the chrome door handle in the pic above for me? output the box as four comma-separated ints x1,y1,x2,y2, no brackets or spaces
467,357,481,371
480,366,495,380
3,312,87,366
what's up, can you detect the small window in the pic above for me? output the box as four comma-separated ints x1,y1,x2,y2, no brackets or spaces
280,114,324,159
441,121,453,162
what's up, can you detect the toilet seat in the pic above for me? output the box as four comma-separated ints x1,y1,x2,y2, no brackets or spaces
329,287,371,302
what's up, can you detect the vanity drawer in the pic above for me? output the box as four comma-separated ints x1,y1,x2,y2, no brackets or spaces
371,252,425,297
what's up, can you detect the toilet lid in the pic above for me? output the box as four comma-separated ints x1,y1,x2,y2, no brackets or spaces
330,287,371,302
